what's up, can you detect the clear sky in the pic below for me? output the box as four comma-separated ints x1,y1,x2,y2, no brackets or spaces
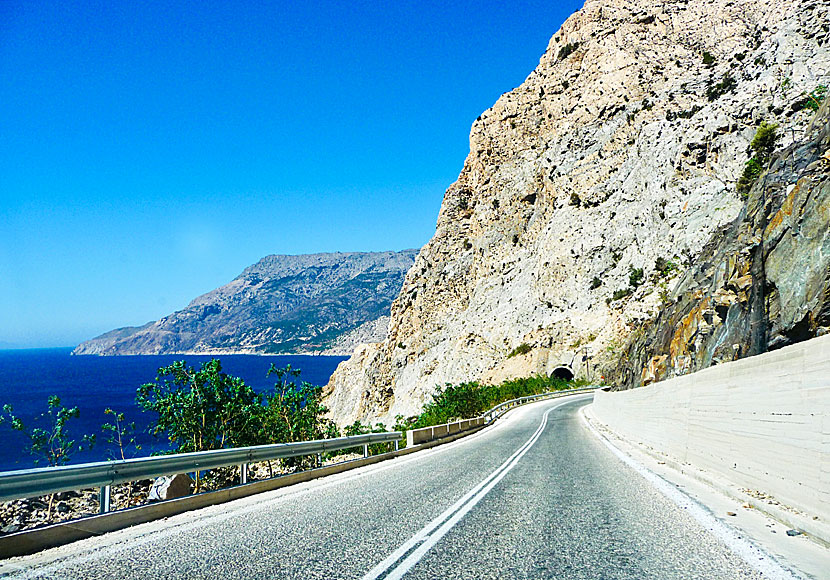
1,1,583,348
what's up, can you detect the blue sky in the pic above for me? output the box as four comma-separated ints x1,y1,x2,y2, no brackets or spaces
1,1,583,348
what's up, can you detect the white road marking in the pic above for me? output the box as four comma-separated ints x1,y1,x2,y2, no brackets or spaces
362,399,571,580
580,407,801,580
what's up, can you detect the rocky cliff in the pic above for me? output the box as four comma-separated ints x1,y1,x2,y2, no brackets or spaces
73,250,417,356
324,0,830,426
608,101,830,389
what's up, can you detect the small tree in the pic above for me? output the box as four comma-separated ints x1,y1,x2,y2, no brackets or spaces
101,408,141,461
137,359,265,492
137,359,263,454
0,396,95,468
737,121,779,197
1,396,95,517
101,408,143,501
749,121,779,159
260,365,337,443
629,267,645,288
805,85,826,112
257,364,338,472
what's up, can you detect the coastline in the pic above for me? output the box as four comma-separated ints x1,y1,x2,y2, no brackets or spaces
70,348,356,357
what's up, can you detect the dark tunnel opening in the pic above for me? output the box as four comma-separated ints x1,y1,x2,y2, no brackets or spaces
551,365,574,380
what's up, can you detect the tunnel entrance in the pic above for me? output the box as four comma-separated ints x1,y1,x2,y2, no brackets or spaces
551,365,574,380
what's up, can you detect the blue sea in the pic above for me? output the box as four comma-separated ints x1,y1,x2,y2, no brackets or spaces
0,348,348,472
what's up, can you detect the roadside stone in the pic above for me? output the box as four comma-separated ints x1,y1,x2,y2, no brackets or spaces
148,474,192,502
0,524,20,534
786,529,802,536
726,511,736,516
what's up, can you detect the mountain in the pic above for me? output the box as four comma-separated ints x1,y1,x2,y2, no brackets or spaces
324,0,830,426
73,250,418,356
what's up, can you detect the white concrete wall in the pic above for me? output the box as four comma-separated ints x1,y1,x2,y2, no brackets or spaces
592,334,830,524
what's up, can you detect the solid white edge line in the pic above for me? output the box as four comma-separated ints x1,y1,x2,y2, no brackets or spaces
579,406,801,580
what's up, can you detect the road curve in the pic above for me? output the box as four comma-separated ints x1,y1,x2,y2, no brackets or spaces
4,395,777,579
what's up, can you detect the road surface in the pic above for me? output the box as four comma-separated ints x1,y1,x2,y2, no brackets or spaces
3,395,781,579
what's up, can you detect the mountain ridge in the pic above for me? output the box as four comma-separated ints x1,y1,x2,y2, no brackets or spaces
73,250,418,356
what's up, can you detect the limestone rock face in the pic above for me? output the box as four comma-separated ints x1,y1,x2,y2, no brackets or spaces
325,0,830,426
73,250,417,356
608,102,830,388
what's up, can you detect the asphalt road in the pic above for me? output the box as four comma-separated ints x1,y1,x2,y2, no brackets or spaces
4,395,774,579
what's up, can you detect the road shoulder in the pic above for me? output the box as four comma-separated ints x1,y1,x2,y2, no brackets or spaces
582,404,830,580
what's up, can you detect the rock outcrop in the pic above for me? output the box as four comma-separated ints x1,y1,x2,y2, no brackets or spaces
325,0,830,426
608,101,830,389
74,250,417,355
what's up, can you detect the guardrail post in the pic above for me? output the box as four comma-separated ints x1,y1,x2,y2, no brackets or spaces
317,453,323,467
99,485,111,514
240,463,248,484
363,444,369,458
394,440,399,451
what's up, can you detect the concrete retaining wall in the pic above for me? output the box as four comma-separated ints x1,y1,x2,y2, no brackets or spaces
406,417,485,446
592,334,830,525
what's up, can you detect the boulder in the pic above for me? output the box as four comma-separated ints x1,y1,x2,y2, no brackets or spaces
148,474,192,502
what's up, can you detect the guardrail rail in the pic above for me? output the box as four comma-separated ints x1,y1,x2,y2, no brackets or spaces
405,386,597,446
0,431,401,513
0,386,597,519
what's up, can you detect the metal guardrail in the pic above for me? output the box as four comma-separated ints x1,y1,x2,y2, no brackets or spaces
0,387,596,514
482,386,597,424
405,386,598,446
0,431,401,512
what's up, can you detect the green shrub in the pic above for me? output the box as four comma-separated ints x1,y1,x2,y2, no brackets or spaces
628,267,644,288
341,421,388,455
612,288,633,301
590,276,602,289
737,157,764,196
558,42,579,60
702,51,715,66
737,122,779,197
654,257,678,277
413,374,577,428
507,343,533,358
750,121,779,158
805,85,827,111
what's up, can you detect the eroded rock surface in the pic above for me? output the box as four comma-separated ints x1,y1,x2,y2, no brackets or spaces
608,102,830,389
325,0,830,426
